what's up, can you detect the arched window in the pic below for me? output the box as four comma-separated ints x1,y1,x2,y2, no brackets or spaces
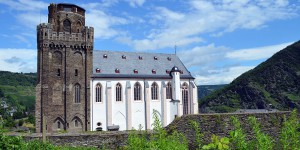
134,82,141,101
166,82,172,99
74,84,80,103
57,121,61,129
116,83,122,102
95,84,102,102
182,83,189,115
151,82,158,100
63,19,71,33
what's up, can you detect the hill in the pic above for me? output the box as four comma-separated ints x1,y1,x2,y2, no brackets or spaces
197,85,227,99
200,41,300,113
0,71,36,119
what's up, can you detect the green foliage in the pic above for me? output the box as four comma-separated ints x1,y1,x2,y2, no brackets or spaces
202,135,230,150
125,110,188,150
229,116,248,150
279,110,300,150
189,120,203,149
26,114,35,124
212,105,236,113
248,116,274,150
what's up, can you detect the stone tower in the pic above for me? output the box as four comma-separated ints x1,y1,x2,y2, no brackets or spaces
35,3,94,132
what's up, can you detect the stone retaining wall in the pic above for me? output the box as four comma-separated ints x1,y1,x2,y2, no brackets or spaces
21,111,292,149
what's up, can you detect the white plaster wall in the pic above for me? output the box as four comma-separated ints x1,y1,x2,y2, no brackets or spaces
111,81,127,131
130,80,145,130
91,80,107,131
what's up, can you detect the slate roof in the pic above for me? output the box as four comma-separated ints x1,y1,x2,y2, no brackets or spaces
92,50,194,79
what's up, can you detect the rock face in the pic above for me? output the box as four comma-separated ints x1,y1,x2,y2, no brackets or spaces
201,41,300,113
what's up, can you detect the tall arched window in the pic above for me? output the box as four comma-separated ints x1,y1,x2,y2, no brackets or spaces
151,82,158,100
182,83,189,115
166,82,172,99
63,19,71,33
74,84,80,103
116,83,122,102
95,84,102,102
134,82,141,101
75,119,78,127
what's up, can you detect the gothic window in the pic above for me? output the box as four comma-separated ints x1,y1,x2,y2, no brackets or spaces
76,21,82,33
75,120,78,127
74,84,80,103
95,84,102,102
166,82,172,99
151,82,158,100
134,82,141,101
116,83,122,102
63,19,71,33
57,121,61,129
182,83,189,115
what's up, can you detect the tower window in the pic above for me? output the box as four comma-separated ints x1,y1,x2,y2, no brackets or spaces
166,82,172,99
57,121,61,129
75,120,78,127
74,84,80,103
75,69,78,76
57,69,61,76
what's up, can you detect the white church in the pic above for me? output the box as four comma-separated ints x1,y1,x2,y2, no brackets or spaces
90,51,198,131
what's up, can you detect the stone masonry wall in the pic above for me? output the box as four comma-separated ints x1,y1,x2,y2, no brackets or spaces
23,111,292,149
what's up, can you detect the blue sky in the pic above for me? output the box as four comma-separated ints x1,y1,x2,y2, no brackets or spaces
0,0,299,85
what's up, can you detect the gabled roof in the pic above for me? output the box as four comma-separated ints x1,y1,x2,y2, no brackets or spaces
92,50,194,79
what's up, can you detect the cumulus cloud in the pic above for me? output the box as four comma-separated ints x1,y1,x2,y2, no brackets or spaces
122,0,297,51
0,48,36,73
194,66,255,85
225,42,292,60
125,0,145,7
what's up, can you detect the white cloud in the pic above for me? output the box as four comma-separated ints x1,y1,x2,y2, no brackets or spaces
178,44,229,68
225,42,292,60
0,48,36,73
125,0,145,7
195,66,254,85
0,0,48,11
122,0,298,51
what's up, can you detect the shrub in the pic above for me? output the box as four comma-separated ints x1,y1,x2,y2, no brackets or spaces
229,116,248,150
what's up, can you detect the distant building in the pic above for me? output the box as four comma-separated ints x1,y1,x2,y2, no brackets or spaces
35,3,198,133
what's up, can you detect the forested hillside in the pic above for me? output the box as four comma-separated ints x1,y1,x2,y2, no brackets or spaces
200,41,300,113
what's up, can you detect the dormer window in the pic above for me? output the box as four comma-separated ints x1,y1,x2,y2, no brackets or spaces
167,57,171,61
139,56,143,60
180,70,183,74
154,56,158,60
96,68,101,73
152,69,156,74
134,69,138,74
103,54,107,58
166,70,170,74
122,55,126,59
115,68,120,73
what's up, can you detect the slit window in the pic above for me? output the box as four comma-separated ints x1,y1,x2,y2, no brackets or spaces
57,69,61,76
75,69,78,76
